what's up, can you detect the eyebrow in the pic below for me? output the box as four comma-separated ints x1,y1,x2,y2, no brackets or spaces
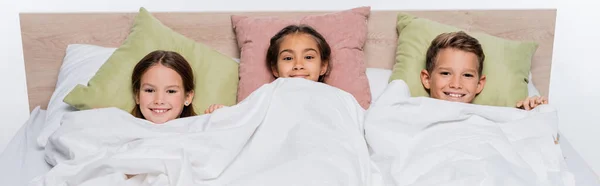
437,67,477,73
141,83,155,87
279,48,319,55
166,85,181,89
141,83,181,89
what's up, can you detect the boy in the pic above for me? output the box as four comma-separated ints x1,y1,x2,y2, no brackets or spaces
419,31,547,110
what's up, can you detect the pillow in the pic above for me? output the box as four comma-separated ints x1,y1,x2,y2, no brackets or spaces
38,44,116,147
231,6,372,109
527,72,541,97
389,13,538,107
366,68,393,102
63,7,239,114
367,68,542,105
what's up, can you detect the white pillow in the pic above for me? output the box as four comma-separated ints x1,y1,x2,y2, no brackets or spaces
365,68,393,102
365,68,541,103
527,72,540,97
38,44,116,147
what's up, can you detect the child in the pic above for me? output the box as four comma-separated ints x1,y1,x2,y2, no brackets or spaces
131,50,196,124
419,31,547,110
205,24,331,114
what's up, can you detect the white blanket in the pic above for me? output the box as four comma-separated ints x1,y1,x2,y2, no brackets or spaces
365,80,576,186
30,78,376,186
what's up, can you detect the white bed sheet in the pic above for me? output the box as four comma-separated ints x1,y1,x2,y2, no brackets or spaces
0,69,597,185
3,110,597,185
0,107,52,186
365,68,599,186
32,78,373,185
559,133,600,185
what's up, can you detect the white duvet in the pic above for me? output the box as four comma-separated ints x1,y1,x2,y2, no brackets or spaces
365,80,575,186
30,78,374,186
30,78,575,186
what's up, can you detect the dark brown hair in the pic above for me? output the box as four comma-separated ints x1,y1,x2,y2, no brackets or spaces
131,50,196,119
266,24,331,82
425,31,485,76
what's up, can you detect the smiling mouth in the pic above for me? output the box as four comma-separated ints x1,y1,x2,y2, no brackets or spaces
150,108,171,114
444,92,466,98
290,74,309,78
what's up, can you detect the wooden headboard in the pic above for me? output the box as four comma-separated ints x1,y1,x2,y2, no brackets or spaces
19,9,556,111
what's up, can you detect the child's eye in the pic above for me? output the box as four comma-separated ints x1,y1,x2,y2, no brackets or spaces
440,72,450,76
463,73,474,78
305,56,314,60
282,56,293,61
144,88,154,93
167,90,177,94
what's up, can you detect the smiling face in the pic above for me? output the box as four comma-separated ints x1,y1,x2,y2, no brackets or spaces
271,33,328,82
421,48,486,103
135,64,194,124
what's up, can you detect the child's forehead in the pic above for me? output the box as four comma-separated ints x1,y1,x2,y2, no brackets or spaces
142,65,183,81
434,58,479,72
436,49,478,65
281,33,318,44
279,35,320,54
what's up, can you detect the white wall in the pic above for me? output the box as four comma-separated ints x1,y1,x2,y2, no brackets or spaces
0,0,30,153
550,0,600,178
17,0,556,12
3,0,599,178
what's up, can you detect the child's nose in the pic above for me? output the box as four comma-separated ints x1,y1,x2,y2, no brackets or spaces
153,93,165,105
153,99,165,105
449,76,462,88
292,61,305,70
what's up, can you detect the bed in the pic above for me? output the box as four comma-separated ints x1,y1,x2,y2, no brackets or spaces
1,8,598,185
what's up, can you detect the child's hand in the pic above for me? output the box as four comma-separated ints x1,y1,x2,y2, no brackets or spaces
204,104,225,114
516,96,548,110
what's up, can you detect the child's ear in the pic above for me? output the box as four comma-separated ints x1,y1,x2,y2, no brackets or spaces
320,60,329,75
476,74,487,94
271,66,280,77
420,69,431,90
135,93,140,104
185,90,195,105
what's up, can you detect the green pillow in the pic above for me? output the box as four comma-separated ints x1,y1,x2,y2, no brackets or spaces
390,12,538,107
64,7,239,114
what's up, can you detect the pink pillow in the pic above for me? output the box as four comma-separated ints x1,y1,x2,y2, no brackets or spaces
231,6,372,109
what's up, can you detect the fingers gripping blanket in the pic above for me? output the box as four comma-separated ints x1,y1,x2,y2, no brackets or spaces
31,78,374,186
364,80,575,186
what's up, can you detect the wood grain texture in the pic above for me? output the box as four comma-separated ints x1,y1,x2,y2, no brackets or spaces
20,9,556,111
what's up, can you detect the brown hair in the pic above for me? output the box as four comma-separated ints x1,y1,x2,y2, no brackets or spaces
266,24,331,82
425,31,485,76
131,50,196,118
